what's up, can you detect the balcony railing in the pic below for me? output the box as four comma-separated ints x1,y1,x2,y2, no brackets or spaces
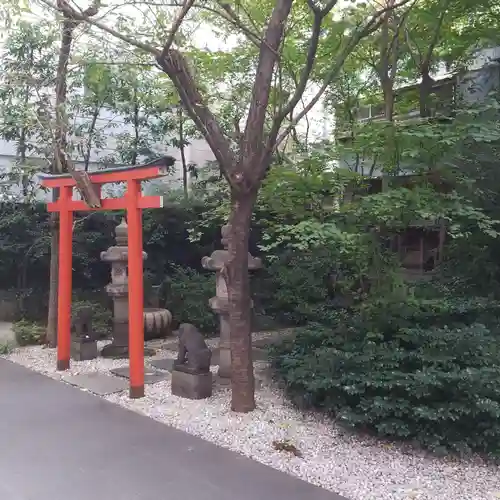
335,77,457,138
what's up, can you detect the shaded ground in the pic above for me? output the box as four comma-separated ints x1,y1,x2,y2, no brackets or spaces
0,359,346,500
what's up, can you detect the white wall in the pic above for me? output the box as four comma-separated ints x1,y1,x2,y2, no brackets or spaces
0,103,217,201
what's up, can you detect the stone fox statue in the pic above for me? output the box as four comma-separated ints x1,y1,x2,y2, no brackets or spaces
174,323,212,374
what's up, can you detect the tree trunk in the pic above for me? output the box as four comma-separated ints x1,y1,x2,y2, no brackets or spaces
382,76,395,192
378,0,396,192
226,188,257,413
417,0,449,118
46,17,74,348
419,71,434,118
132,90,139,166
19,125,28,197
52,11,101,207
19,74,30,197
47,212,59,347
382,77,395,121
178,107,189,199
84,102,100,171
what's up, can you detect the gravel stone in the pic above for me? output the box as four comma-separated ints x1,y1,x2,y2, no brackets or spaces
3,343,500,500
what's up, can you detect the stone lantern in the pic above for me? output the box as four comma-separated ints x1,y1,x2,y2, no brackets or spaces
100,218,149,358
202,223,262,380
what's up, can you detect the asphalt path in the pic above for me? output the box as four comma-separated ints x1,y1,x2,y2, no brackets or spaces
0,359,347,500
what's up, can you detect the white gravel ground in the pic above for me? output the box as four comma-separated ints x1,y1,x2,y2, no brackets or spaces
3,339,500,500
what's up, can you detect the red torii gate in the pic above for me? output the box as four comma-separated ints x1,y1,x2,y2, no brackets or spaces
39,159,171,398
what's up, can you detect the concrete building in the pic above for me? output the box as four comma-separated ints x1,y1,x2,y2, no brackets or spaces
335,46,500,177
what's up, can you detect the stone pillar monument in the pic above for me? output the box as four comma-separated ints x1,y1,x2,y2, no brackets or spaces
101,218,148,358
202,224,262,380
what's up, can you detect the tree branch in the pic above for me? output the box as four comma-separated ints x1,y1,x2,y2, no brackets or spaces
159,0,196,60
53,0,103,207
378,0,391,82
235,1,266,40
215,1,267,50
156,49,236,182
273,12,322,125
271,0,342,134
273,0,413,150
39,0,161,56
44,0,240,183
388,2,414,54
306,0,338,16
403,28,422,68
242,0,294,167
421,0,451,72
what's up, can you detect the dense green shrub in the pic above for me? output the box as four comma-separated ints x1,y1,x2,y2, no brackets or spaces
253,249,335,325
11,299,112,342
0,204,116,296
0,203,50,305
359,294,500,334
72,299,113,337
0,342,13,354
271,317,500,456
12,319,46,346
13,287,49,322
0,202,224,326
142,202,220,278
162,266,216,334
0,202,221,299
255,241,402,326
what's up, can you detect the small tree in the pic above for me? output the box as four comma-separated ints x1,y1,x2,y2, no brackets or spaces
0,20,57,199
111,66,174,165
68,45,122,171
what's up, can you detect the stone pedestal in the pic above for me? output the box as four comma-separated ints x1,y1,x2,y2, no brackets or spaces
101,288,129,358
208,296,231,378
70,306,98,360
201,224,262,381
71,339,98,361
171,369,212,400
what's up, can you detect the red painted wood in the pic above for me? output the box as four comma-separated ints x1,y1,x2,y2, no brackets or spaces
126,179,145,398
57,186,73,371
40,165,167,188
46,195,163,213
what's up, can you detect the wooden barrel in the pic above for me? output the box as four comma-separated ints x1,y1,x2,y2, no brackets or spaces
143,308,172,340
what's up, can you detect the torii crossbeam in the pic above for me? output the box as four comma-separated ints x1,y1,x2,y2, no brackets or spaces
40,158,172,398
